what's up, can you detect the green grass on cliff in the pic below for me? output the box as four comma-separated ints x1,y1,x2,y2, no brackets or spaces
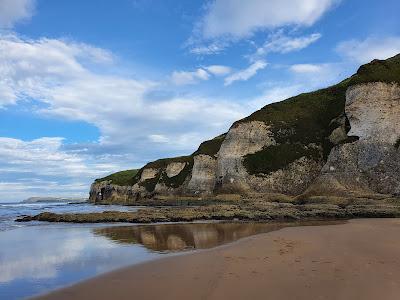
347,54,400,86
193,134,226,156
131,137,225,191
241,82,348,174
95,169,139,185
160,159,194,189
136,156,194,191
139,174,161,192
244,143,322,175
143,156,193,169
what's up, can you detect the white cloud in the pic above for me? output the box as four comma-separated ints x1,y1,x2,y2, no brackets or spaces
0,34,251,200
253,32,321,59
224,60,267,86
0,181,89,202
0,229,124,283
171,65,231,85
199,0,339,39
0,34,244,135
249,85,303,110
0,0,35,28
205,65,231,76
336,36,400,63
148,134,169,143
0,136,120,201
189,41,227,55
289,62,351,88
290,64,323,73
251,62,354,110
171,68,210,85
0,137,110,177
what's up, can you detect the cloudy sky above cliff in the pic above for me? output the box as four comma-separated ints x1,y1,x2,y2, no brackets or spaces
0,0,399,201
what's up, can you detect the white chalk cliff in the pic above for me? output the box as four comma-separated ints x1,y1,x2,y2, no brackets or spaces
90,55,400,204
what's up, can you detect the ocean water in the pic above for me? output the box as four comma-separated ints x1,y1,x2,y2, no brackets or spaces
0,222,163,300
0,201,139,232
0,201,153,299
0,202,337,299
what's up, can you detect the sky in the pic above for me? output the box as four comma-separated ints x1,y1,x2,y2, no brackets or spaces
0,0,399,202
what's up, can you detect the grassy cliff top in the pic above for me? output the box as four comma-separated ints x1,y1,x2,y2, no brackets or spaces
348,54,400,86
143,155,193,169
95,169,139,185
235,54,400,129
193,134,226,156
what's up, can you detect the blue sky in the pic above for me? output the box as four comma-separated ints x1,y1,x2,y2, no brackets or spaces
0,0,399,201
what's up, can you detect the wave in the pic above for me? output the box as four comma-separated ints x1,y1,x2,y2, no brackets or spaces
0,202,72,209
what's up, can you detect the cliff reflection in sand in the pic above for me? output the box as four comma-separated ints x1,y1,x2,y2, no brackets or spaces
93,221,337,252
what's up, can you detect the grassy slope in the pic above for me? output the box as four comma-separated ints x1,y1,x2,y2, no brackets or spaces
94,54,400,186
95,169,139,186
193,134,226,156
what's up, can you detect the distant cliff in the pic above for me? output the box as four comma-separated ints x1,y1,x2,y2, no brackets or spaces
90,54,400,205
23,197,87,203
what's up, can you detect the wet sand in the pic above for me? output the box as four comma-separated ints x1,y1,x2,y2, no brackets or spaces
34,219,400,300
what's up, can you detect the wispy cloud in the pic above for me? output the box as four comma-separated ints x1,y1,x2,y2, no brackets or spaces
197,0,339,39
224,60,267,86
171,68,209,85
252,32,321,60
204,65,231,76
188,41,227,55
290,64,323,73
170,65,232,85
249,84,303,111
0,137,112,178
0,136,118,201
336,36,400,63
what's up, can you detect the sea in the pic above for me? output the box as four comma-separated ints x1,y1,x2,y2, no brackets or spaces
0,201,139,232
0,201,156,299
0,201,327,299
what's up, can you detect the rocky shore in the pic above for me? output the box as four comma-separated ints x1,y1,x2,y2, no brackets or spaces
16,195,400,223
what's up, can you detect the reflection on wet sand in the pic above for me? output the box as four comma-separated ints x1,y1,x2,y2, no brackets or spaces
93,221,342,252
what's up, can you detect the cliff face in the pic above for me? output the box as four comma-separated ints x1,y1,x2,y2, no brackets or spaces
90,54,400,204
304,82,400,197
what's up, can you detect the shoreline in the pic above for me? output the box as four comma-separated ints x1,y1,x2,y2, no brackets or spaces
32,218,400,300
16,198,400,224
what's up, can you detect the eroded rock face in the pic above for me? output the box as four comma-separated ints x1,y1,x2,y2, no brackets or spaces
154,182,179,195
89,181,136,204
186,154,217,194
329,126,348,145
306,82,400,197
249,156,323,195
140,168,158,181
216,121,275,192
346,82,400,144
165,162,186,178
329,142,399,193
